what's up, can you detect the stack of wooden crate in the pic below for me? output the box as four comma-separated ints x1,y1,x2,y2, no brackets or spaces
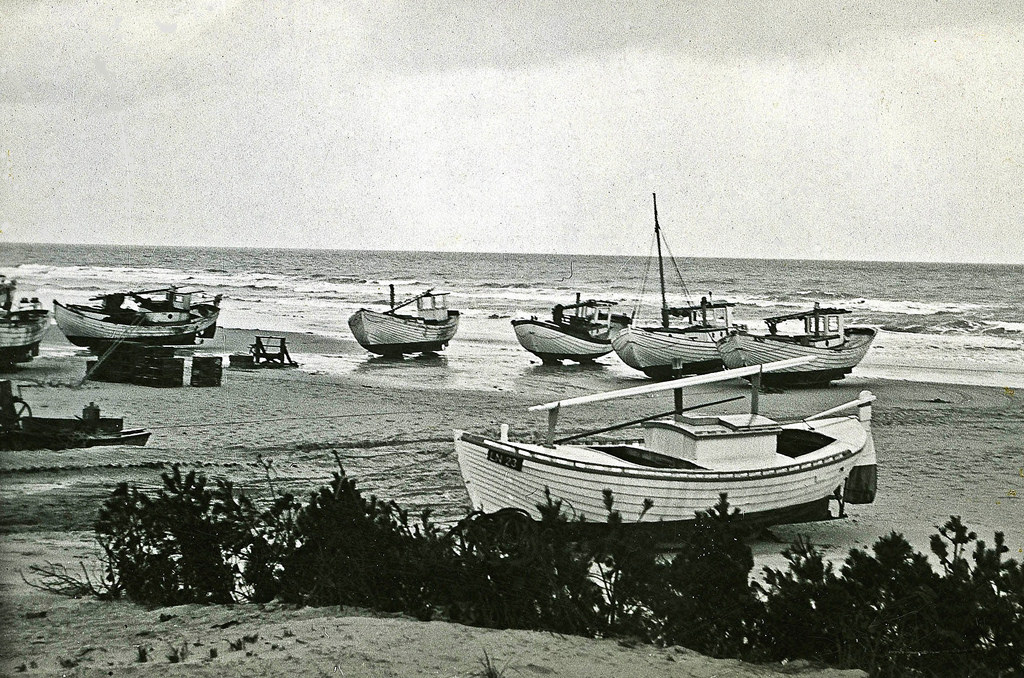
85,343,184,387
190,355,223,386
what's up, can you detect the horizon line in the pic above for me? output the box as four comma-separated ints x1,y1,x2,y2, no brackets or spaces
2,240,1021,268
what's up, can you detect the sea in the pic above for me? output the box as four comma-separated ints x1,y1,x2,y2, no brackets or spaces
2,242,1023,388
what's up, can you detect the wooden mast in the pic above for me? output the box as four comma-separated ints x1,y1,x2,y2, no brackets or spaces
653,193,669,328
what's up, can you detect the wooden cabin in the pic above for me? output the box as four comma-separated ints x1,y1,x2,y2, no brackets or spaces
664,296,735,330
415,292,451,323
764,304,851,348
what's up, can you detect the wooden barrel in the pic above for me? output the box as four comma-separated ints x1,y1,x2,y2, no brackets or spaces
190,356,223,387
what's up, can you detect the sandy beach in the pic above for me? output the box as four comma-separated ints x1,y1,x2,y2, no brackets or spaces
1,328,1021,677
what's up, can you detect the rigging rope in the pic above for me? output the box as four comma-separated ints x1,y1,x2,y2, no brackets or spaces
79,313,148,386
632,232,657,321
144,409,420,430
659,236,693,307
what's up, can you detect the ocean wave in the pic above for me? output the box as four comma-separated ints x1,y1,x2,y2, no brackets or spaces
881,318,1024,336
368,279,421,286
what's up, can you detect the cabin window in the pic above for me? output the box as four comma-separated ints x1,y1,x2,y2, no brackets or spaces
828,316,839,332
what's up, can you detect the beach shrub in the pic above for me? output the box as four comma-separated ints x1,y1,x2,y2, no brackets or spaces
277,469,453,618
758,516,1024,677
445,492,603,635
586,491,662,641
651,494,760,657
81,465,1022,677
94,464,292,605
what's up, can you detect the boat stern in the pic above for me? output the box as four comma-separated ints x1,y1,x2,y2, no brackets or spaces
454,429,489,511
610,327,645,370
844,391,877,504
716,332,748,368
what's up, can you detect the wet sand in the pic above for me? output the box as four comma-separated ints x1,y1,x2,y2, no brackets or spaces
1,327,1021,676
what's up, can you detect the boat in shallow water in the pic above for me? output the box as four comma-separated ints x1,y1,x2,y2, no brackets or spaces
0,277,50,366
348,287,460,356
717,304,877,385
455,357,877,535
512,295,631,364
612,194,741,378
53,286,221,351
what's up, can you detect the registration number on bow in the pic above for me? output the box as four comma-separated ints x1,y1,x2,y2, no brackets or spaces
487,448,523,472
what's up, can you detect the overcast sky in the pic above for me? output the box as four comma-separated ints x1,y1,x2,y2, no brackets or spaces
3,1,1022,263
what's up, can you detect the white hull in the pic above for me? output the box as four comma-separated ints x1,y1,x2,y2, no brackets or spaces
53,301,219,347
611,325,730,378
456,415,869,525
512,320,612,361
717,329,876,383
0,313,51,362
348,309,459,354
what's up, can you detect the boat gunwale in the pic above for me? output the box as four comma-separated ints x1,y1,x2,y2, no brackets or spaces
722,326,877,349
55,300,220,323
627,325,732,337
353,307,460,327
458,432,857,482
512,318,612,346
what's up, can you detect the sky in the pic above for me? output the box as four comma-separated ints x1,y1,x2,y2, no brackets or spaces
2,1,1023,264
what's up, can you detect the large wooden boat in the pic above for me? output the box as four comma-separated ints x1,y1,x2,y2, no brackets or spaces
455,357,877,535
717,304,877,385
0,277,51,366
512,295,631,364
53,287,221,351
612,194,740,379
1,380,151,450
348,287,460,356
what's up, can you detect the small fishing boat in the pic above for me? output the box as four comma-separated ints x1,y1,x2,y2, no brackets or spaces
455,357,877,535
612,194,741,378
1,380,151,450
348,286,460,356
53,286,221,351
0,276,51,366
717,304,877,385
512,294,632,364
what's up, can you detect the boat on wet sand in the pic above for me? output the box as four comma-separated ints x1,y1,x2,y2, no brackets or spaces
348,287,460,356
1,380,151,450
0,277,50,366
612,297,737,379
612,194,740,379
512,295,631,364
717,304,876,385
455,357,878,535
53,286,221,351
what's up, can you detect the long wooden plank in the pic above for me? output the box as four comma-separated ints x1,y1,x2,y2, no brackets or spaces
528,356,814,412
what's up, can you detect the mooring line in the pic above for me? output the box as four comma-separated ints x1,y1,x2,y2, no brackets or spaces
143,409,421,430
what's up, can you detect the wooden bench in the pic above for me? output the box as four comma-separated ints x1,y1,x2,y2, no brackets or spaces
250,336,297,366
